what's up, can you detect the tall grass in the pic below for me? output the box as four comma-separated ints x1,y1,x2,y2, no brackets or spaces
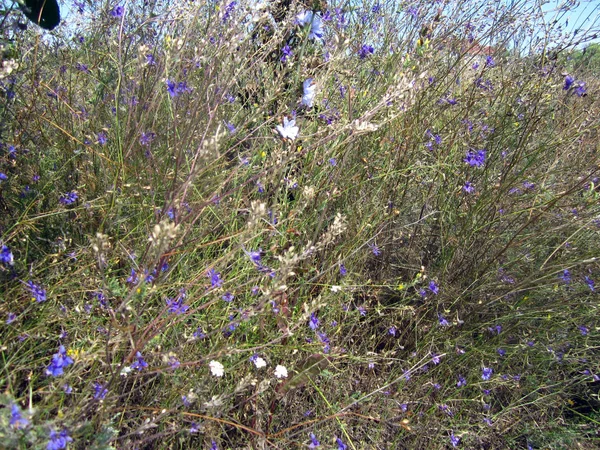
1,0,600,448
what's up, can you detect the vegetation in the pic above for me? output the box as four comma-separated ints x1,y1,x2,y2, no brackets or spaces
0,0,599,448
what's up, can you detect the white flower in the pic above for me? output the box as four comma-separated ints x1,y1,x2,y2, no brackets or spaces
274,364,288,379
209,360,224,377
296,11,324,42
330,285,342,293
276,116,299,141
253,356,267,369
302,78,317,108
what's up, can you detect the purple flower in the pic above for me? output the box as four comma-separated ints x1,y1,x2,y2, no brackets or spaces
207,268,223,288
450,431,461,447
0,172,7,181
59,191,78,205
497,348,506,357
558,269,571,284
97,131,107,145
368,242,381,256
563,75,575,91
457,375,466,387
166,297,189,314
308,432,320,448
110,5,124,18
7,312,17,324
47,429,73,450
575,82,587,97
428,281,439,295
579,325,589,336
485,55,495,67
358,44,374,59
222,1,236,22
93,382,108,400
464,149,486,167
339,263,347,276
585,276,595,292
10,403,29,429
482,367,493,380
309,312,320,330
281,45,293,62
27,281,47,302
389,326,397,336
131,351,148,371
1,244,14,265
225,121,236,134
46,345,74,377
336,438,348,450
488,324,502,335
463,181,475,193
438,314,450,327
139,132,156,146
431,353,441,364
296,11,324,41
222,292,234,302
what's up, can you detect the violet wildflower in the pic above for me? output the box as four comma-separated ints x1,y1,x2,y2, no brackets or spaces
139,132,156,146
27,281,47,302
46,345,74,377
207,268,223,288
127,268,138,284
482,367,493,380
559,269,571,284
579,325,589,336
457,374,466,387
110,5,124,17
222,292,234,302
563,75,575,90
296,11,324,41
463,181,475,193
431,353,441,364
0,172,7,181
190,423,199,433
464,149,486,167
389,326,397,336
429,280,439,295
59,191,78,205
497,348,506,357
485,55,495,67
584,276,595,292
63,384,72,393
225,121,236,134
308,432,320,448
10,403,29,429
438,314,450,327
302,78,317,108
358,44,374,59
336,438,348,450
131,351,148,371
93,382,108,400
47,429,73,450
339,263,347,276
450,431,461,447
309,312,320,330
166,297,189,315
276,116,299,141
1,244,14,265
7,312,16,324
97,131,107,145
368,242,381,256
281,45,293,62
222,1,236,22
575,82,587,97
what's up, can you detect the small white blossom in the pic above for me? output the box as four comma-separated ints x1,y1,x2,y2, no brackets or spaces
330,285,342,293
274,364,288,379
276,116,299,141
302,78,317,108
209,360,224,377
253,356,267,369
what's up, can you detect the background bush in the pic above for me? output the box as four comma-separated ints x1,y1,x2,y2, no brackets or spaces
1,0,599,448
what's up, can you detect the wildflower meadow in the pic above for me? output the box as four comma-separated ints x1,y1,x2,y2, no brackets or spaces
1,0,600,448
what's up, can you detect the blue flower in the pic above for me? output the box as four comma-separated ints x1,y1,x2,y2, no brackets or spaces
93,382,108,400
10,403,29,429
302,78,317,108
110,6,124,17
59,191,78,205
46,345,74,377
0,172,7,181
296,11,324,41
336,438,348,450
482,367,493,380
558,269,571,284
7,312,17,324
575,82,587,97
308,432,320,448
368,242,381,256
309,312,320,330
464,149,486,167
585,276,595,292
438,314,450,327
27,281,47,302
457,375,466,387
485,55,495,67
358,44,374,59
1,244,14,265
131,351,148,371
166,297,189,314
207,268,223,288
450,431,461,447
47,429,73,450
222,292,234,302
563,75,575,90
463,181,475,193
339,263,347,276
428,281,439,295
281,45,293,62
